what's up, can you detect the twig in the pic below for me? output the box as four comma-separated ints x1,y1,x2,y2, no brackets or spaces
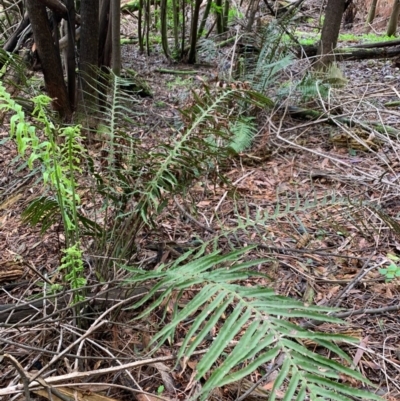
301,304,400,329
155,68,198,74
251,242,368,260
236,359,283,401
330,254,376,308
174,197,216,233
2,354,31,401
0,351,207,396
334,304,400,319
213,171,255,219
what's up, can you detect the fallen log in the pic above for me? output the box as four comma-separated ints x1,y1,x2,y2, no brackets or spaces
0,285,153,326
287,106,400,136
297,44,400,60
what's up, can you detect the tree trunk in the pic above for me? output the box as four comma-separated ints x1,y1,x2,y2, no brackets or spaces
3,12,30,53
387,0,400,37
215,0,223,34
99,0,111,65
79,0,99,111
111,0,121,75
187,0,202,63
315,0,346,69
160,0,170,58
25,0,72,120
65,0,76,110
366,0,378,26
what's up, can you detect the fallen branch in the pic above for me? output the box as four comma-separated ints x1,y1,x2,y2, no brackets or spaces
298,44,400,61
301,304,400,329
155,68,199,74
0,285,152,326
287,106,400,136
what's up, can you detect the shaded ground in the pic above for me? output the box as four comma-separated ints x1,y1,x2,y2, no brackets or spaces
1,2,400,400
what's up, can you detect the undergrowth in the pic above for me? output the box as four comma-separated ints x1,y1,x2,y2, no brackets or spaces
0,22,387,401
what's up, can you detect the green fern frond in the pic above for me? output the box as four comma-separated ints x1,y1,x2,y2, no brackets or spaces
228,116,257,153
124,247,381,401
22,196,60,234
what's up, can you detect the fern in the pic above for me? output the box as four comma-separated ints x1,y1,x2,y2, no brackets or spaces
124,247,381,401
228,116,257,153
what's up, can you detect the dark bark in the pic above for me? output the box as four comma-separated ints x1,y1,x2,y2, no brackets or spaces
36,0,81,22
160,0,170,58
79,0,99,111
0,286,155,326
111,0,121,75
387,0,400,37
37,0,68,18
351,38,400,48
299,43,400,61
316,0,346,69
215,0,223,34
66,0,76,110
3,12,30,53
187,0,202,63
99,0,111,66
366,0,378,25
197,0,212,38
25,0,72,119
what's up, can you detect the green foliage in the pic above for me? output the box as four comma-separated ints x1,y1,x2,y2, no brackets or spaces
228,116,257,153
291,31,395,46
294,74,331,102
124,247,382,401
298,37,315,46
59,244,87,303
22,196,61,234
210,1,222,14
358,33,393,43
237,22,293,93
0,49,29,87
379,253,400,281
0,81,86,300
227,7,243,23
0,41,384,399
166,76,192,89
79,70,274,279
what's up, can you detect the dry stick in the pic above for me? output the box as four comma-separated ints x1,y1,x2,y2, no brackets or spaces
330,254,376,308
41,382,171,401
273,115,400,191
174,197,216,233
251,242,367,260
1,354,31,401
0,352,209,396
29,289,156,383
0,336,135,360
236,360,283,401
333,304,400,319
301,304,400,329
62,324,143,394
0,284,151,326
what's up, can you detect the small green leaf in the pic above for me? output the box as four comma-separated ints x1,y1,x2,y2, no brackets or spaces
387,253,400,261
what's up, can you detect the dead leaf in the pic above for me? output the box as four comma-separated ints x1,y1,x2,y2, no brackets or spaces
153,362,175,393
353,337,368,366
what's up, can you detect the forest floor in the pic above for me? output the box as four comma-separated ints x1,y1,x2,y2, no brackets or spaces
1,1,400,400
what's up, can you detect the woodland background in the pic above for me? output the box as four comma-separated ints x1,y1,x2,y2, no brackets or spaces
1,0,400,400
